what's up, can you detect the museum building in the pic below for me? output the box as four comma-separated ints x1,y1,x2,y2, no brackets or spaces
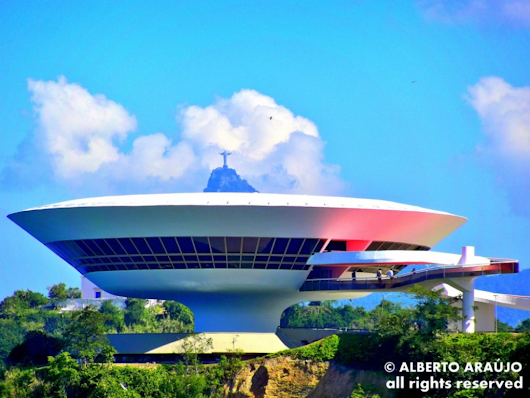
8,190,518,333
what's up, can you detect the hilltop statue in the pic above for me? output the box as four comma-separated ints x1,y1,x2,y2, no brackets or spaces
203,152,258,193
220,150,231,168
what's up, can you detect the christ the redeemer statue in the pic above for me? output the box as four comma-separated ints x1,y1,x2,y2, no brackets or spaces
220,151,231,168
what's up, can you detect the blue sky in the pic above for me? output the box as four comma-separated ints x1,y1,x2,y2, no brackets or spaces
1,1,530,300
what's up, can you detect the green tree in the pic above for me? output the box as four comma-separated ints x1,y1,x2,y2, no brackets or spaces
163,301,194,325
515,318,530,332
497,319,514,332
0,319,24,368
178,333,213,375
0,290,49,317
124,298,148,327
350,383,380,398
7,330,63,366
374,286,462,363
66,287,81,299
48,283,82,301
48,283,69,301
409,285,462,336
99,300,125,333
63,306,115,364
43,311,72,338
207,351,245,395
0,367,41,398
44,352,81,397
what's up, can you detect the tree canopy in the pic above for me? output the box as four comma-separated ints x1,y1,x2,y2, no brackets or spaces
48,283,81,301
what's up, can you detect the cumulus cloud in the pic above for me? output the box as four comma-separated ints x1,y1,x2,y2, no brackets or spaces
28,77,138,179
3,77,343,196
180,89,342,194
417,0,530,27
466,76,530,215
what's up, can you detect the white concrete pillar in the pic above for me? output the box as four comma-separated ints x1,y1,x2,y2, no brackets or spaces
456,246,477,333
462,290,475,333
458,246,475,265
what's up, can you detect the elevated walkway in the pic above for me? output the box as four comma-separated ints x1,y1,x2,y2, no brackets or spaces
300,260,518,292
475,290,530,311
439,284,530,312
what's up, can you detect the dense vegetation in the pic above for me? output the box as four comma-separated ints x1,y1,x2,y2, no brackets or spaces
281,298,410,330
1,284,530,397
275,287,530,398
0,285,194,370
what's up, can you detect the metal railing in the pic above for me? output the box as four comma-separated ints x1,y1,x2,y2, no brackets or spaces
300,260,518,292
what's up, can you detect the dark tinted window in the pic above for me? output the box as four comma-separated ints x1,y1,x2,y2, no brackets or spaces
242,237,258,253
366,241,384,251
132,238,151,254
226,237,241,253
177,237,195,253
146,237,166,254
94,239,115,256
272,238,288,254
75,240,95,257
85,240,104,256
286,238,304,254
106,239,126,255
326,240,347,252
118,238,139,254
313,240,325,253
193,237,210,253
299,239,318,255
257,238,274,253
379,242,393,250
209,237,225,253
52,236,333,274
161,237,180,254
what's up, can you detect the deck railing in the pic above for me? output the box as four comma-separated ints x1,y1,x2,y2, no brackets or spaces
300,260,518,292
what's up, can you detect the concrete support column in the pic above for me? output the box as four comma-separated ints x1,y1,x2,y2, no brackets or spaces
462,289,475,333
453,246,478,333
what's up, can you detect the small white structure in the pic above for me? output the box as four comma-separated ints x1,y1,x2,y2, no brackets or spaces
81,276,121,299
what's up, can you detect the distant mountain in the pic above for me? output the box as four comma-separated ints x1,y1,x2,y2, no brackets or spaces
203,166,258,193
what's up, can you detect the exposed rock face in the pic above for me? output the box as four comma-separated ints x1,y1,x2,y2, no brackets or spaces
223,357,394,398
203,166,258,193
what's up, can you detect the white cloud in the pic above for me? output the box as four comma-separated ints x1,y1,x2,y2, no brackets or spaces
466,76,530,215
417,0,530,27
5,78,343,196
28,76,138,179
180,89,342,194
117,134,196,181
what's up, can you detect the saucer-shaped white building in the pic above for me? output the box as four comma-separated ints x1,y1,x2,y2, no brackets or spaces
10,192,514,332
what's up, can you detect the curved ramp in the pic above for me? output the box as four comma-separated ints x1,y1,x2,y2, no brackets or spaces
475,290,530,311
300,260,518,292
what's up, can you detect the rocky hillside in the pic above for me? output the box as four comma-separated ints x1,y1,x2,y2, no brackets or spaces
222,357,392,398
204,166,258,193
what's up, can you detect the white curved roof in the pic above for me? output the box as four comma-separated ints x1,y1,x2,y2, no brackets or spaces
24,192,453,214
8,192,467,247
